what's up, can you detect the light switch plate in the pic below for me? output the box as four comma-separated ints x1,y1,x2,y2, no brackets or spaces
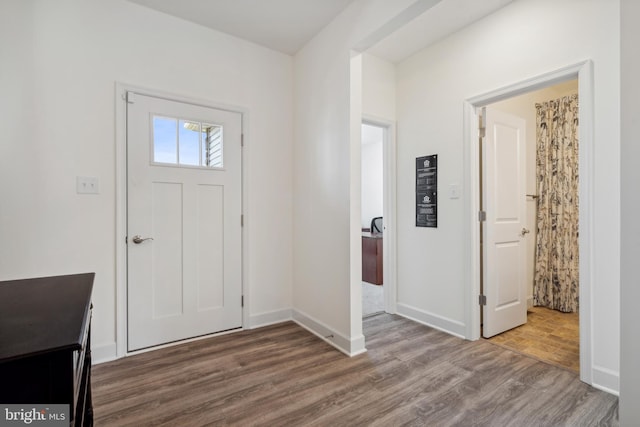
449,184,461,199
77,176,99,194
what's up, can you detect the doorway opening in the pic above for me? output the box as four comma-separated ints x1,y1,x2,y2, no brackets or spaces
360,118,397,320
361,122,385,317
464,60,593,385
480,79,580,373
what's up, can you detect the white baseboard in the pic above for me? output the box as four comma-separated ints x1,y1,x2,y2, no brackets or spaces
92,309,367,364
292,309,366,356
248,308,293,329
396,303,466,339
591,365,620,396
91,342,117,365
92,309,295,365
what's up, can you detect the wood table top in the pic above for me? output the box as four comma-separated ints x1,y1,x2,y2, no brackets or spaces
0,272,94,362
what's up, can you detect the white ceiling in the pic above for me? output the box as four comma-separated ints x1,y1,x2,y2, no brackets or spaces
127,0,358,55
127,0,514,61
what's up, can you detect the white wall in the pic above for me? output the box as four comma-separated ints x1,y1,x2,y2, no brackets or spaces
620,0,640,422
0,1,36,282
491,80,578,305
395,0,619,392
361,125,384,229
362,53,397,121
0,0,293,362
292,0,423,354
361,53,396,231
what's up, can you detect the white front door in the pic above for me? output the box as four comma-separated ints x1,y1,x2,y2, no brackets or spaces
127,92,242,351
482,107,528,338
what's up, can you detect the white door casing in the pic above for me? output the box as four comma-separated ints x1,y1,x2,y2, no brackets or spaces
465,61,592,384
482,107,528,338
127,92,242,351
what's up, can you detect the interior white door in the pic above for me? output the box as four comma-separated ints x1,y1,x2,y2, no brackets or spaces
127,92,242,351
482,107,528,338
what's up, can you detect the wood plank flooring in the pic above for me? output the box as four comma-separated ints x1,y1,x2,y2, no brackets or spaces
92,314,618,426
487,306,580,373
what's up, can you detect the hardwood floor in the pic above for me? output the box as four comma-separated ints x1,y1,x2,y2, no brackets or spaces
92,314,618,426
487,306,580,373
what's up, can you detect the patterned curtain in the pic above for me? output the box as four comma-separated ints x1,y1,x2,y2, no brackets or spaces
533,94,579,313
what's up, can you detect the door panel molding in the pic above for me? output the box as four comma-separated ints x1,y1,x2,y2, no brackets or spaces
462,60,594,385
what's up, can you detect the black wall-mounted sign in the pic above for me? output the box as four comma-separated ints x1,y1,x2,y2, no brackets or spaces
416,155,437,227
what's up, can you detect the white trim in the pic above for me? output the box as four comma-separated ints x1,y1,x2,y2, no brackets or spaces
115,83,128,358
463,100,481,341
577,62,595,386
99,308,295,365
362,115,398,315
396,303,467,339
91,342,117,365
114,82,250,359
466,62,588,106
462,60,594,385
592,366,620,396
119,328,244,359
248,309,293,329
292,309,366,356
240,112,251,333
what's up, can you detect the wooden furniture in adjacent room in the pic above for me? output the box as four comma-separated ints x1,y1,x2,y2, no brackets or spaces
362,232,383,285
0,273,95,426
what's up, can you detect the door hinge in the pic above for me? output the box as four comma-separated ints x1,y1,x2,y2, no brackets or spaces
241,295,244,307
478,211,486,222
479,294,487,306
125,236,128,244
125,91,135,104
241,214,244,227
241,134,244,147
479,126,486,138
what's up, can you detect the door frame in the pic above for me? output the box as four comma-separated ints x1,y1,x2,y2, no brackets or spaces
114,82,249,358
362,116,397,315
463,60,594,384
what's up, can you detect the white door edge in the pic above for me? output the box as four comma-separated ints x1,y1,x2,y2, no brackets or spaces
114,82,249,359
462,60,594,385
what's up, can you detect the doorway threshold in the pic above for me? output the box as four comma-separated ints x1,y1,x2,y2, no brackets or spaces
485,306,579,373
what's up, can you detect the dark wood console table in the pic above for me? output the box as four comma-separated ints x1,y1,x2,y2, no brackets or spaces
362,232,383,285
0,273,94,426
